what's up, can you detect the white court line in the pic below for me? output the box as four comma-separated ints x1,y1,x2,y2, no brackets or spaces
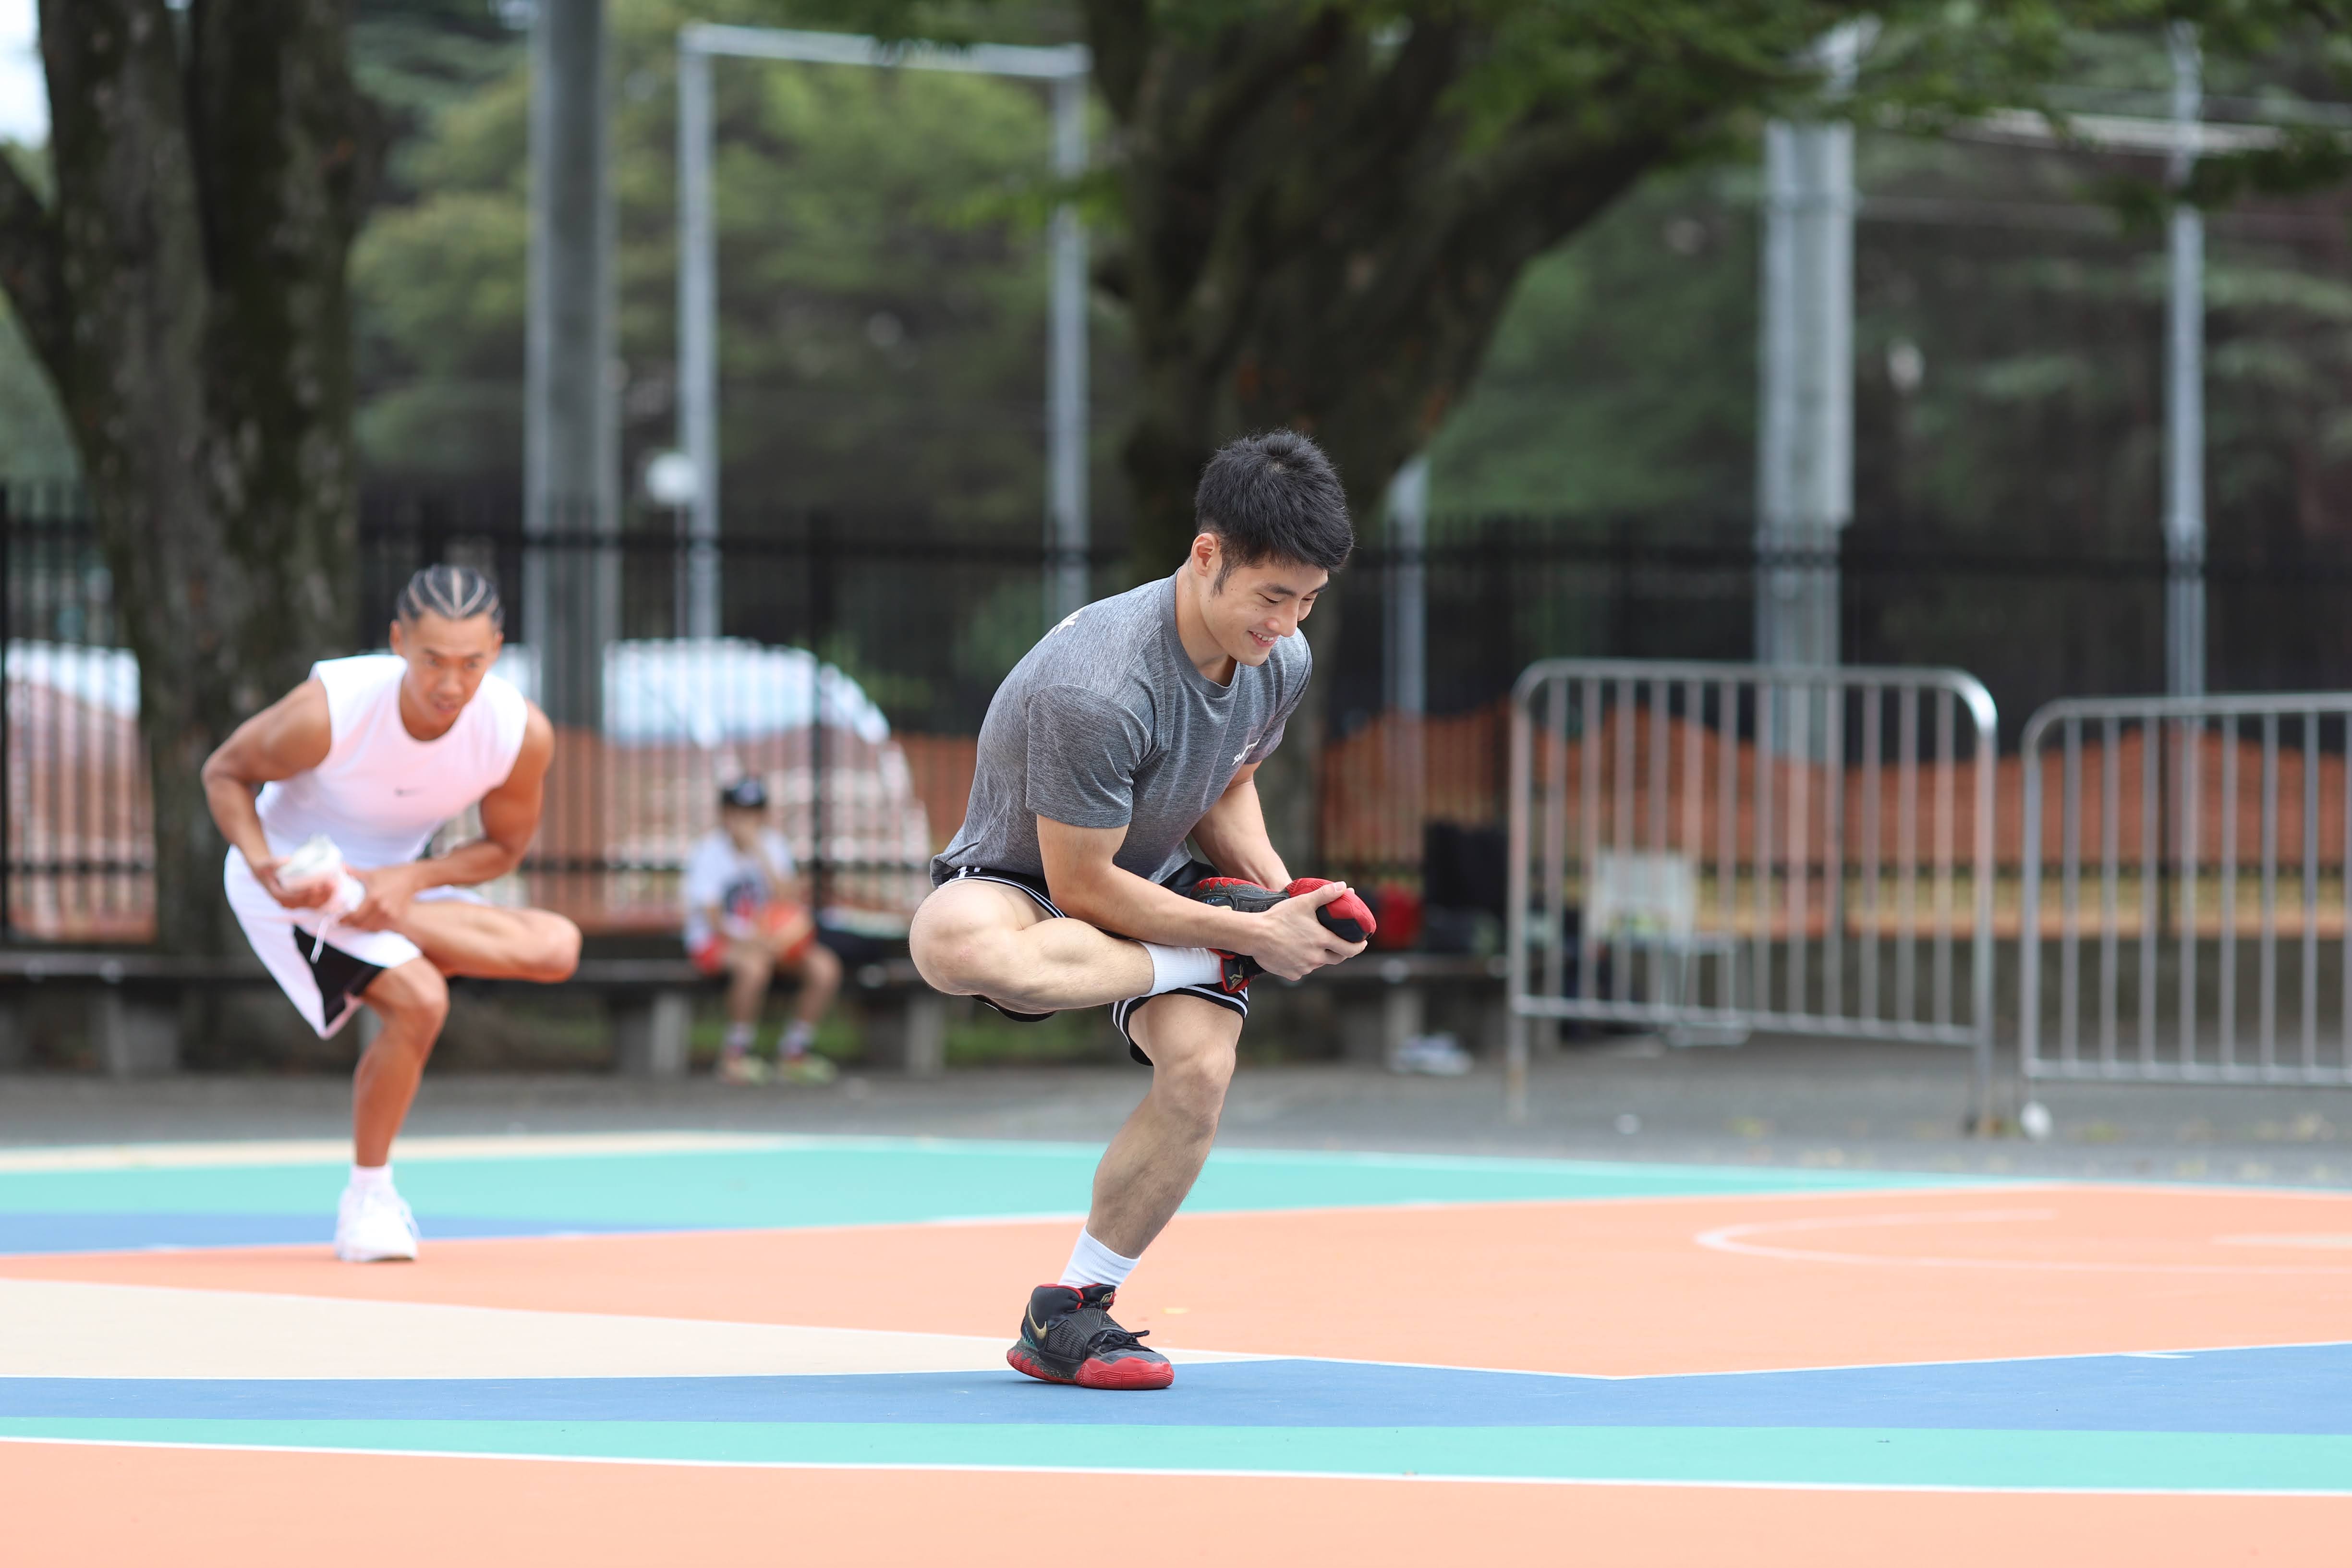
1695,1208,2352,1276
2,1434,2347,1496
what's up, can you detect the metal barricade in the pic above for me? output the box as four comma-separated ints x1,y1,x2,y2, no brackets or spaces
2020,693,2352,1086
1505,660,1998,1122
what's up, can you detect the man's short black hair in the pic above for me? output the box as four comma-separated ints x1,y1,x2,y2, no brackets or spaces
1193,430,1354,584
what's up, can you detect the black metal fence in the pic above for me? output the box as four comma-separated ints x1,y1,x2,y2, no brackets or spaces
1329,516,2352,745
14,485,2352,944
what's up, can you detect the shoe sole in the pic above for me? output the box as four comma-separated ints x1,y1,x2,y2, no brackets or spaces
1005,1343,1173,1390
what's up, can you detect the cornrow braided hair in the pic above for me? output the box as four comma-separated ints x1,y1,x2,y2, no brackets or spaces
396,564,504,629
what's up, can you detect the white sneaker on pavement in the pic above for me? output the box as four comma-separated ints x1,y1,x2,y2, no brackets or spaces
1389,1033,1474,1077
335,1183,420,1262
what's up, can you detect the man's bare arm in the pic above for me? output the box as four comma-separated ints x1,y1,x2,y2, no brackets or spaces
201,681,335,908
1037,814,1360,982
1187,764,1290,888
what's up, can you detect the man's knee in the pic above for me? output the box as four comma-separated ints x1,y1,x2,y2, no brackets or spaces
800,940,842,985
364,960,449,1046
1139,1007,1239,1121
909,906,1007,996
520,914,581,982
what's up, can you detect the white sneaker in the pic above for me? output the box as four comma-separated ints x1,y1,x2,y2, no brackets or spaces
334,1183,420,1262
1390,1033,1474,1077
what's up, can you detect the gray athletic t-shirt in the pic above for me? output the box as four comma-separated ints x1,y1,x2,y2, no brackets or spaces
933,571,1311,886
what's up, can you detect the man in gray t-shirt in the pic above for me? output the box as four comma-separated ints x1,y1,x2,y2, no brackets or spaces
911,431,1369,1392
932,566,1309,888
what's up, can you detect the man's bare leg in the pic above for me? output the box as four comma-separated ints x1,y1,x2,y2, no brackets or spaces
910,879,1152,1012
389,900,581,982
1082,995,1242,1257
352,958,450,1167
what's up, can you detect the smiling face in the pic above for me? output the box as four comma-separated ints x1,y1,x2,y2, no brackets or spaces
1187,533,1328,670
388,610,503,736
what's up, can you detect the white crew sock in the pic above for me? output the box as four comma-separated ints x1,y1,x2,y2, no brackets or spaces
723,1021,756,1056
348,1162,394,1196
779,1020,816,1059
1140,942,1223,996
1058,1227,1141,1289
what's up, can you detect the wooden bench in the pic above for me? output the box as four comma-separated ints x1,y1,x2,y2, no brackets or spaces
0,947,1507,1079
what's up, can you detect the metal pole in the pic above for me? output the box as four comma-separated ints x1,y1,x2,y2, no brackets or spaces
528,0,618,725
676,38,721,640
1385,457,1429,718
675,26,1090,638
1047,72,1091,625
1755,27,1862,692
2164,21,2206,700
1385,457,1429,882
1504,682,1533,1122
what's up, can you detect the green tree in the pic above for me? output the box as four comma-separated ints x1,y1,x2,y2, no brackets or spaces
0,0,373,955
808,0,2348,554
355,0,1091,537
1427,164,1758,520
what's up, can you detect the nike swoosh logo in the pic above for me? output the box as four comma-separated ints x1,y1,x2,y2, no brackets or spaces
1026,1311,1048,1339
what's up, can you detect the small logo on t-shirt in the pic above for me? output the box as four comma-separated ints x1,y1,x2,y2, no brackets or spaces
1233,746,1251,768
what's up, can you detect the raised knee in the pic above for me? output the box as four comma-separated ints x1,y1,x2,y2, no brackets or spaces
532,919,582,983
911,923,1002,996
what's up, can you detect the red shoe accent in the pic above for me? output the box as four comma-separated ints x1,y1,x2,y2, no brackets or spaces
1075,1356,1175,1390
1006,1345,1075,1385
1286,877,1377,944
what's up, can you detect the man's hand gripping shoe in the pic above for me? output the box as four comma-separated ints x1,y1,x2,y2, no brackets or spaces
1181,875,1378,991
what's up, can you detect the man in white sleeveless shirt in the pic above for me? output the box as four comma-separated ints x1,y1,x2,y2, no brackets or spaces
203,566,582,1262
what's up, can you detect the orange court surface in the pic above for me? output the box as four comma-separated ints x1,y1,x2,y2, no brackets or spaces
0,1131,2345,1564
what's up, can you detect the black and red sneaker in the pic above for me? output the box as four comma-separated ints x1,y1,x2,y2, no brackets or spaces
1185,876,1379,945
1006,1283,1173,1391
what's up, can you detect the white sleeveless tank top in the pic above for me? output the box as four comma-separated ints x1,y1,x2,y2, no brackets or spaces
254,655,531,870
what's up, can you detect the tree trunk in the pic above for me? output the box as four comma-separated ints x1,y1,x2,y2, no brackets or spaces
8,0,368,954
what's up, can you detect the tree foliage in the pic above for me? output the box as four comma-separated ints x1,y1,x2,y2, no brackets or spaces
812,0,2351,562
355,0,1092,539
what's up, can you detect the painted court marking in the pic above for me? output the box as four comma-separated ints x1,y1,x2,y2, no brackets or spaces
3,1130,2347,1567
1694,1207,2352,1276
